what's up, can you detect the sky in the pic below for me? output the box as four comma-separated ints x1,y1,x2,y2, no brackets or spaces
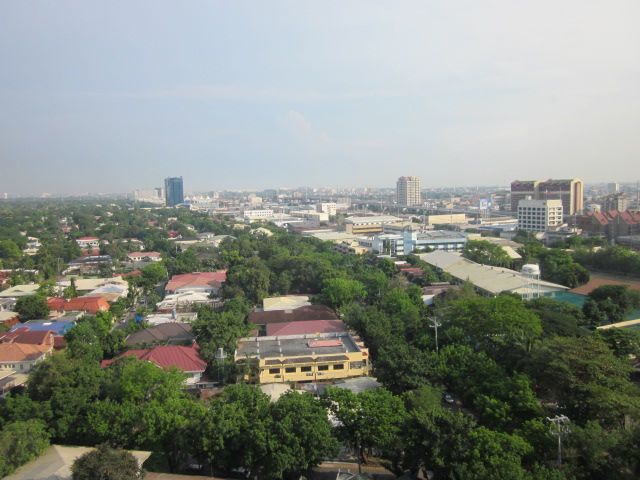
1,1,639,195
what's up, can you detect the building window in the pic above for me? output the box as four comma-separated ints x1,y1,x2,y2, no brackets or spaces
318,365,329,371
301,366,312,372
285,367,296,373
268,368,280,375
333,364,345,370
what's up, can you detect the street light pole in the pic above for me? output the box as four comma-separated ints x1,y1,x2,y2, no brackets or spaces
547,415,571,466
428,316,442,353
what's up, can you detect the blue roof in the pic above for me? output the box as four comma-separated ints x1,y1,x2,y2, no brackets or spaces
12,319,76,335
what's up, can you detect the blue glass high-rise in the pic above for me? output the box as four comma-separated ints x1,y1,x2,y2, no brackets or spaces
164,177,184,206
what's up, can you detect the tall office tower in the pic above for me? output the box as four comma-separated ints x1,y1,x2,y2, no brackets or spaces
510,178,583,215
164,177,184,207
607,182,620,194
510,180,540,212
397,176,422,206
537,179,583,215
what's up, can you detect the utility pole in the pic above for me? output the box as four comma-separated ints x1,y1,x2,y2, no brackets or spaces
547,415,571,466
428,316,442,353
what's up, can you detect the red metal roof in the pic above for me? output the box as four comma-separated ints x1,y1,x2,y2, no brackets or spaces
102,344,206,373
62,296,110,314
266,320,347,337
165,271,227,292
0,329,53,346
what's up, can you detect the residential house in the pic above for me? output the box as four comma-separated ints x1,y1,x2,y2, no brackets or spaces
13,319,77,336
0,284,40,298
0,329,55,350
164,270,227,295
101,344,207,385
0,311,20,329
125,323,194,347
0,342,51,373
48,296,110,315
127,251,162,262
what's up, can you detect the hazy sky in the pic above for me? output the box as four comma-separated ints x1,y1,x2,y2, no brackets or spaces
1,1,639,195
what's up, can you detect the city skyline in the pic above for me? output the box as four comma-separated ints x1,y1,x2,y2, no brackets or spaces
1,1,640,195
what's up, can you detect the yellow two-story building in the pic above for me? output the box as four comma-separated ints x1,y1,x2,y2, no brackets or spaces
235,332,371,384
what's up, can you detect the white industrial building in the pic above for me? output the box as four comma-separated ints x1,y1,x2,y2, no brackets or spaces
418,250,568,297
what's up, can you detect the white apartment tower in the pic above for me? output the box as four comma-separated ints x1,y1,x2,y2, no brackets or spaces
517,199,564,232
397,176,422,206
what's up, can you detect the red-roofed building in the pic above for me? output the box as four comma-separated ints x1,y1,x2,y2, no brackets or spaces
266,319,347,337
101,344,206,385
577,210,640,240
47,297,66,312
165,271,227,295
0,343,52,372
0,328,55,350
53,296,110,314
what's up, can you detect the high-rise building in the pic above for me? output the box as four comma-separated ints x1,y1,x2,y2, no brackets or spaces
396,176,421,206
607,182,620,194
517,199,564,232
164,177,184,207
510,178,583,215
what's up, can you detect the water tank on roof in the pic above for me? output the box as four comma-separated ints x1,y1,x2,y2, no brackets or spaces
521,264,541,276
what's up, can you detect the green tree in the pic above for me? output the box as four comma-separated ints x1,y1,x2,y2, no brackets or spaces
71,444,144,480
264,392,339,479
192,303,250,366
462,240,512,267
325,387,406,465
526,336,640,427
318,277,366,311
0,420,50,477
15,294,50,320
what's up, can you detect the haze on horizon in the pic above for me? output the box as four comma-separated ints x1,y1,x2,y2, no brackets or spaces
1,1,639,195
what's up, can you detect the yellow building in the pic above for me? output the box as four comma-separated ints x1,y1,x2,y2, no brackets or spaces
235,332,371,384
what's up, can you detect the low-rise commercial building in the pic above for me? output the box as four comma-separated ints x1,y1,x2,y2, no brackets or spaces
344,215,403,235
235,332,370,384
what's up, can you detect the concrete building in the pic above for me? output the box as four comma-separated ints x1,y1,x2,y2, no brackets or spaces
317,202,337,215
511,178,583,215
164,177,184,207
517,199,563,232
235,332,371,384
396,176,422,206
602,193,630,212
404,230,468,253
344,215,403,235
424,213,467,226
243,209,274,221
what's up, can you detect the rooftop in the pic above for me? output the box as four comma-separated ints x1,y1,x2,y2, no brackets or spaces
102,344,206,373
419,250,568,296
0,342,50,362
236,332,361,360
0,284,40,298
266,319,347,337
125,322,194,347
345,215,402,224
12,319,76,335
165,270,227,292
249,305,338,325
